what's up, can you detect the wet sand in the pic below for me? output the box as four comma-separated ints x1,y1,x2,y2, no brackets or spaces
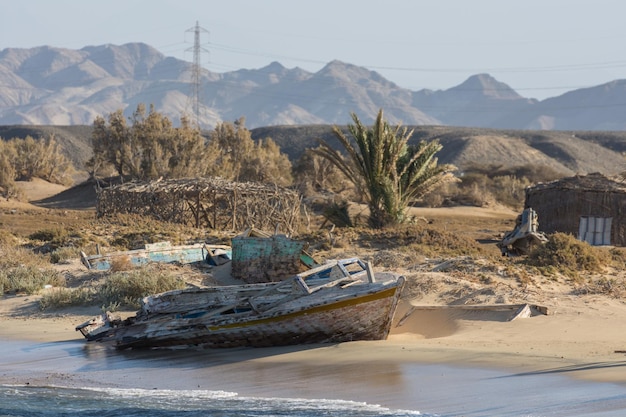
2,296,626,415
2,325,626,416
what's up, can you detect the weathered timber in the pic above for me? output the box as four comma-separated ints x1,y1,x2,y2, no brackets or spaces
80,242,231,271
76,258,405,350
96,177,302,235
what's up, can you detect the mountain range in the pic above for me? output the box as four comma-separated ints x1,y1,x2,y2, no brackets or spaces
2,42,626,131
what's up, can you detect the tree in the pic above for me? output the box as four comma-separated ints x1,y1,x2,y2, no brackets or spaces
293,145,349,194
206,117,255,181
0,141,18,198
239,138,293,186
88,104,209,180
10,135,74,185
311,109,456,228
206,118,293,186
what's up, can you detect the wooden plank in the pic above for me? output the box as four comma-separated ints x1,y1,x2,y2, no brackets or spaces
365,261,375,283
508,304,531,321
406,304,549,316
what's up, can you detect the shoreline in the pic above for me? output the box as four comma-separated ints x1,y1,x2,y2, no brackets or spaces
3,298,626,416
2,296,626,388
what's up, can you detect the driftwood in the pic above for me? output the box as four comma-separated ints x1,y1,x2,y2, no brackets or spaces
96,177,302,235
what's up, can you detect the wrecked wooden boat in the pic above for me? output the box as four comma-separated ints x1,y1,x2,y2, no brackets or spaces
80,241,232,271
497,208,548,256
76,258,405,350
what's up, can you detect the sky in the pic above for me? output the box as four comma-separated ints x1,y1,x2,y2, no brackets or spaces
2,0,626,100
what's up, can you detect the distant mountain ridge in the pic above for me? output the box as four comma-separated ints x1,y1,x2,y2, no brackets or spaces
1,42,626,130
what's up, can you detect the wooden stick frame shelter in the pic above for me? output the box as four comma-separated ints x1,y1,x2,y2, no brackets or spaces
96,178,302,234
525,173,626,246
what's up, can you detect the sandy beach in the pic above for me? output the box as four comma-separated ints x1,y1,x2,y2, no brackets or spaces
2,295,626,416
2,290,626,385
3,181,626,415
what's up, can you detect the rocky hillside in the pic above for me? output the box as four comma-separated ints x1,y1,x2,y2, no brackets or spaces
2,43,626,130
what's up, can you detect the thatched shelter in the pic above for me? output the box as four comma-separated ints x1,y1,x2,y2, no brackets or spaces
525,173,626,246
96,178,302,234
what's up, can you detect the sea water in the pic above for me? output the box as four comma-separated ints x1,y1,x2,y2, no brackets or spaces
0,385,424,417
2,338,626,416
3,380,626,417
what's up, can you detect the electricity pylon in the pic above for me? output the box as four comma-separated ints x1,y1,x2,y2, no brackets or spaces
186,21,209,128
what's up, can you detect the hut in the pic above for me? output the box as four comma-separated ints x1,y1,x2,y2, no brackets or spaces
96,177,302,235
524,172,626,246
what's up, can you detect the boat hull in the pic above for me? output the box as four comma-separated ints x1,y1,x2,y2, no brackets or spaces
111,281,403,349
76,258,405,350
80,243,231,271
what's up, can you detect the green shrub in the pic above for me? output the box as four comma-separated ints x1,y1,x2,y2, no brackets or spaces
97,268,187,310
322,200,354,228
0,265,66,295
39,287,96,310
50,246,82,264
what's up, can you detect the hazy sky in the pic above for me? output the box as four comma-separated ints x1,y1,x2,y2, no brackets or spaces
3,0,626,100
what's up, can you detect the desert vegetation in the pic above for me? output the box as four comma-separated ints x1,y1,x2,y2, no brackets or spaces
0,135,74,198
2,203,626,313
87,105,293,186
0,105,564,213
3,106,624,314
311,109,456,228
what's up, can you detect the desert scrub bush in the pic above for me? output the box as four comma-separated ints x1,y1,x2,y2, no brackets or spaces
97,268,187,310
101,213,208,249
39,286,97,310
408,228,484,257
526,232,610,279
28,227,86,254
352,225,485,258
608,247,626,268
573,276,626,298
442,176,495,207
0,245,49,268
29,228,68,244
0,265,66,295
0,229,18,246
109,255,134,272
50,246,83,264
490,175,531,209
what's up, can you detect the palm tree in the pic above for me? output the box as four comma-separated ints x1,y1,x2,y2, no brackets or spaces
312,109,455,228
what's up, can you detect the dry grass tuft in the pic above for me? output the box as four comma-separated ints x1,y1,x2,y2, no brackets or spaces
401,273,441,301
526,232,610,280
110,255,133,272
573,276,626,298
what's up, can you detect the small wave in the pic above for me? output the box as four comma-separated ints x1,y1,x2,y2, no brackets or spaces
0,385,427,416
